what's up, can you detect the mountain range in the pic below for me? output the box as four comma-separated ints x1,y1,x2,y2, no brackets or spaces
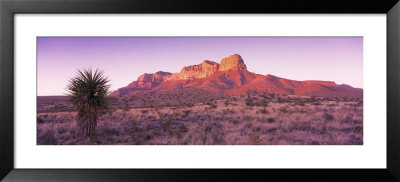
110,54,362,98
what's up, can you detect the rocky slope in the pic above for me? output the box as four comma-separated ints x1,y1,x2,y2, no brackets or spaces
110,54,362,98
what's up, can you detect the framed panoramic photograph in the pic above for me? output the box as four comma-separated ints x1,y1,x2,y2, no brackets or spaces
36,36,364,145
1,0,400,181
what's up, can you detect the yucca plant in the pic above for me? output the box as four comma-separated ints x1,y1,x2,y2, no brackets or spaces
66,69,110,138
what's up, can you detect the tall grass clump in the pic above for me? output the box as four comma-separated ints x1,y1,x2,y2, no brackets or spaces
67,69,110,138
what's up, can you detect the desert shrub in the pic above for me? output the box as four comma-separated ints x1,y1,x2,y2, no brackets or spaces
38,130,56,145
357,100,363,106
229,120,240,125
205,100,217,109
37,117,46,124
69,128,76,135
323,113,334,121
311,141,320,145
224,99,231,106
128,125,155,145
185,103,194,107
290,121,312,131
279,106,289,113
312,102,322,106
242,115,254,122
260,108,269,114
144,134,153,141
259,99,269,107
250,135,262,144
298,109,307,114
173,111,180,117
163,119,172,133
268,117,275,123
131,133,154,145
341,115,353,124
256,117,269,123
178,123,188,133
106,110,114,116
57,127,67,134
267,127,277,133
203,122,225,144
245,94,255,106
145,123,156,131
123,136,129,143
245,123,253,128
106,135,115,142
209,104,217,109
156,109,166,118
183,110,191,117
276,97,290,103
295,100,305,106
128,126,142,135
104,128,120,136
252,127,261,132
66,69,110,138
223,108,235,115
260,94,268,99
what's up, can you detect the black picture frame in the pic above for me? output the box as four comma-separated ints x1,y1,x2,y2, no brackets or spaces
1,0,399,181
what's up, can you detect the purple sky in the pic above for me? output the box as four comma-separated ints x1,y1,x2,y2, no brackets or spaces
37,37,363,96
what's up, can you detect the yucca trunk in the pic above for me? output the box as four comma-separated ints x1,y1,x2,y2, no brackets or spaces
77,105,98,137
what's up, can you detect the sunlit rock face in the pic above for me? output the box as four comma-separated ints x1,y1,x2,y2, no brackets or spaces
110,53,362,98
136,71,172,88
166,60,220,81
218,54,247,72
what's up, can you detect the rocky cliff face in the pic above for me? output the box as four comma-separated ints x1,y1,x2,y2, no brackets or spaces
136,71,172,88
218,54,247,71
110,54,362,98
166,60,220,81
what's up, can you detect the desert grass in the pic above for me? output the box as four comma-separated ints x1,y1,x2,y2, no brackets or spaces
37,92,363,145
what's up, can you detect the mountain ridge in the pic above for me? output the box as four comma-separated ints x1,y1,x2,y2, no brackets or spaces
110,54,362,98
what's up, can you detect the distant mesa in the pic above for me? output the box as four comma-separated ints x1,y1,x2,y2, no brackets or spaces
110,54,362,98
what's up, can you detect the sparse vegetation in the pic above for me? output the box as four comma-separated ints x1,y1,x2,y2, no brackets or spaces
279,106,289,113
268,118,275,123
38,92,363,145
323,113,335,121
245,93,255,106
260,107,269,114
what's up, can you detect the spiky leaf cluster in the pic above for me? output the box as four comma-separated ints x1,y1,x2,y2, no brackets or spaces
66,69,110,137
66,69,110,113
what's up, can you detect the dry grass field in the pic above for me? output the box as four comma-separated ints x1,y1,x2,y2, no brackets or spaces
37,89,363,145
